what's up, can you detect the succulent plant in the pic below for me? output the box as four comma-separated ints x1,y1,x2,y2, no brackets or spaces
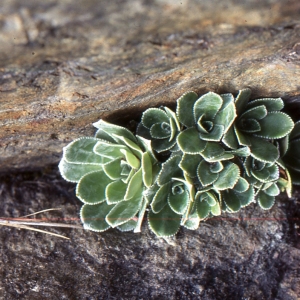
58,88,299,238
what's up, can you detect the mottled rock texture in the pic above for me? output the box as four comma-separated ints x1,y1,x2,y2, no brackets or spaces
0,0,299,299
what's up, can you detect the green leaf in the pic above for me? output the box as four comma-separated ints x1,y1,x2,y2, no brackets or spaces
238,186,254,207
235,88,251,115
194,92,223,122
257,191,275,210
106,190,143,227
148,205,181,237
199,124,224,141
210,161,223,173
179,154,203,177
93,119,137,143
183,205,200,230
206,192,217,206
239,105,267,120
76,170,112,204
142,108,169,128
152,137,177,153
249,137,279,163
197,160,219,187
214,101,237,133
255,112,294,139
222,126,239,149
228,146,250,157
213,162,240,190
93,141,127,159
196,198,211,220
264,183,280,196
234,127,251,146
150,122,171,139
238,118,261,133
103,158,122,180
201,142,225,160
251,168,270,183
210,201,221,216
246,97,284,111
151,182,171,213
64,137,107,164
136,123,152,139
135,135,157,163
58,159,102,182
168,117,178,141
141,152,152,188
120,149,140,169
106,180,128,204
124,168,143,200
133,197,148,233
277,135,289,157
222,190,241,212
177,128,207,154
206,153,234,162
117,219,137,232
94,129,116,143
176,91,199,127
233,177,249,193
168,190,189,214
80,202,113,232
115,135,143,159
157,155,182,186
164,106,181,131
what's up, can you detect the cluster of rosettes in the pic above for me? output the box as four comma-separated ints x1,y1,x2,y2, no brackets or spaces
59,89,299,237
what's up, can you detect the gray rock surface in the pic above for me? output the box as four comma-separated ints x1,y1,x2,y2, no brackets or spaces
0,1,299,299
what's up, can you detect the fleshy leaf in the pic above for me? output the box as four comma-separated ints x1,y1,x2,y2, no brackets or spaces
264,183,280,196
234,127,251,146
157,155,182,186
210,161,223,173
151,182,171,213
103,158,122,180
124,168,143,200
238,186,254,207
58,159,102,183
213,162,240,190
183,205,200,230
246,98,284,111
233,177,249,193
106,180,128,204
94,129,116,143
136,123,152,139
254,112,294,139
148,205,181,237
235,88,251,115
194,92,223,122
76,170,112,204
142,108,169,128
177,128,207,154
64,137,106,164
120,149,140,169
222,190,241,212
199,124,224,141
152,137,177,153
239,105,267,120
249,137,279,163
210,201,221,216
201,142,224,160
179,154,203,177
117,219,137,232
93,119,137,143
214,101,236,133
222,126,239,149
257,191,275,210
176,91,199,127
106,190,143,227
80,202,113,232
150,122,171,139
142,152,152,188
196,198,211,220
135,135,157,163
168,190,189,214
93,141,127,159
197,160,219,187
238,118,261,133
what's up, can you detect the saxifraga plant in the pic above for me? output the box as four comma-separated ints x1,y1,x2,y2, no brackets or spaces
59,89,298,237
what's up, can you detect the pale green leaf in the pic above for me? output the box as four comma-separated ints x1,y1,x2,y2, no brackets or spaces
115,135,143,159
94,129,115,143
197,160,219,187
106,180,128,204
93,141,127,159
135,135,158,163
176,91,199,127
64,137,107,164
177,128,207,154
141,108,169,128
213,162,240,190
80,202,113,232
210,201,221,216
142,152,152,188
148,205,181,237
246,97,284,111
257,191,275,210
124,168,143,200
235,88,251,115
103,158,122,180
255,112,294,139
151,182,171,213
120,149,140,169
106,190,143,227
76,170,112,204
58,159,102,183
194,92,223,122
157,155,182,186
183,205,200,230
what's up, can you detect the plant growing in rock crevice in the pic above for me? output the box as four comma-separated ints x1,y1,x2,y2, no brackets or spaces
59,89,299,237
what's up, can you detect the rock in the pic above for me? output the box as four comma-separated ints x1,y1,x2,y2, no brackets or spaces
0,1,299,299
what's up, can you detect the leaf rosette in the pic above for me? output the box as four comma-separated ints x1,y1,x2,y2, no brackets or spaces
137,106,181,153
59,120,159,233
223,89,294,163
